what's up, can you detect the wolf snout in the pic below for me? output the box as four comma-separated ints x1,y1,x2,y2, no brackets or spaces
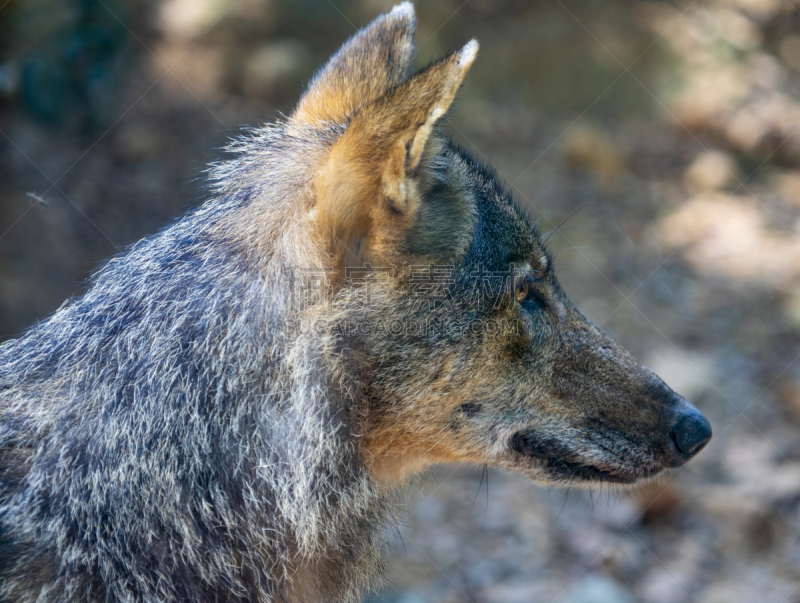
667,401,712,463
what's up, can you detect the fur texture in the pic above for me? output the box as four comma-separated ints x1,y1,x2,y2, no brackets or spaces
0,4,710,601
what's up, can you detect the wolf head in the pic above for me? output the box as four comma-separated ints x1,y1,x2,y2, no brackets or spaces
271,3,711,488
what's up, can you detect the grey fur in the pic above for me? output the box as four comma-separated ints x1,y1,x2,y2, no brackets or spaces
0,4,710,601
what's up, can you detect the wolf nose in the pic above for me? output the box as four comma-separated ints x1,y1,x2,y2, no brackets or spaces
669,408,712,456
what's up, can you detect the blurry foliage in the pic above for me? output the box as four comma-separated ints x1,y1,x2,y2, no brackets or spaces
12,0,130,127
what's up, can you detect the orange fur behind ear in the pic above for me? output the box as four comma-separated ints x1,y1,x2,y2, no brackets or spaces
315,41,478,272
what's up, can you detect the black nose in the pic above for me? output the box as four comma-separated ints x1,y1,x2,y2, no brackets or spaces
670,408,712,456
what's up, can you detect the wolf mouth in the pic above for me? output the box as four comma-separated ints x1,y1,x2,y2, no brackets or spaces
509,430,656,485
540,458,639,484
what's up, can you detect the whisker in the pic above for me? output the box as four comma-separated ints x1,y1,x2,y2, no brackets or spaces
553,245,593,258
470,464,486,513
542,202,595,244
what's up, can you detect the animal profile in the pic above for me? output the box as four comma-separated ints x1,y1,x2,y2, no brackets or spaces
0,3,711,601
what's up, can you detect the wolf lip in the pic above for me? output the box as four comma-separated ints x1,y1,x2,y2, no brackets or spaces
547,460,636,484
510,430,655,484
509,431,552,459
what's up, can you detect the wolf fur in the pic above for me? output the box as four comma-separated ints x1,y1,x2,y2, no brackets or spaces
0,3,711,601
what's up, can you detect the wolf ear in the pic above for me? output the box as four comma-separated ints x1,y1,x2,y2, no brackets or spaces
292,3,416,126
315,40,478,270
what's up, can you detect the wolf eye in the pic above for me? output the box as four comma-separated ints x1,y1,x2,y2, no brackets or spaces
515,282,529,303
514,277,546,310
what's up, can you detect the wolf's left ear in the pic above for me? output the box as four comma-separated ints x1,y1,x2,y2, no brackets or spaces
292,3,416,126
315,40,478,269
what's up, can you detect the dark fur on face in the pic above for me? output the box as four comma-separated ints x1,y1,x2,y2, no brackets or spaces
346,143,708,489
0,3,709,602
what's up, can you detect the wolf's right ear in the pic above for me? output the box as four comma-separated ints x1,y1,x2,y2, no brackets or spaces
314,40,477,273
292,3,416,126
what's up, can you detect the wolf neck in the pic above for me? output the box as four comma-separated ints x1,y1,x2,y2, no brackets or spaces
210,129,392,596
0,124,390,601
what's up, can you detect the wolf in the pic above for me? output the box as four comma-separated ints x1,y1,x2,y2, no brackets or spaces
0,3,711,602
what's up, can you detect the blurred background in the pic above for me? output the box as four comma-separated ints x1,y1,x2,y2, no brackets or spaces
1,0,800,601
